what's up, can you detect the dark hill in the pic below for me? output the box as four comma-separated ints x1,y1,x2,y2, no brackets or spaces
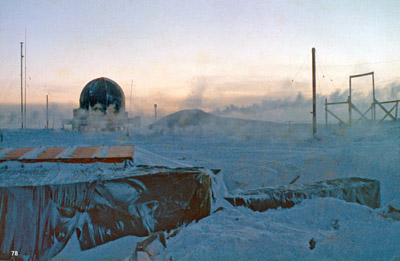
149,109,281,136
150,109,219,129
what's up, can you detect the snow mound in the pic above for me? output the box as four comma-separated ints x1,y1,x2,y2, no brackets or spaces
148,109,281,137
150,109,219,129
164,198,400,260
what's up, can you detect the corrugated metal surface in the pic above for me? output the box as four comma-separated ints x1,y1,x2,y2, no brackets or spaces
2,147,34,160
70,146,98,159
0,145,134,163
36,147,66,159
106,145,134,158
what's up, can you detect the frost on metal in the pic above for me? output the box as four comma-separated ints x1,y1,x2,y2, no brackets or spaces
0,145,134,164
225,177,380,212
0,166,211,260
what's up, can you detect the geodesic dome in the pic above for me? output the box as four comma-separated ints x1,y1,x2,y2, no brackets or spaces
79,77,125,113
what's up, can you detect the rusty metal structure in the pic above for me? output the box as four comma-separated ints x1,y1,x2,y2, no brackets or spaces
0,145,134,164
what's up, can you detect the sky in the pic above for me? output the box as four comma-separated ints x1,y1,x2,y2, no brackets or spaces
1,0,400,122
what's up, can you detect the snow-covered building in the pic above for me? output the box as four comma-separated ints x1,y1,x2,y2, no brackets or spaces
62,77,140,131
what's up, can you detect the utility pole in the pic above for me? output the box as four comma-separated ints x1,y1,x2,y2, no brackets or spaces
325,98,328,127
20,42,24,129
46,95,49,129
312,47,316,135
372,72,376,123
154,104,157,122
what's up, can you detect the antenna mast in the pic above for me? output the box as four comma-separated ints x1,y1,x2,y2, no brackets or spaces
20,42,24,129
24,29,27,128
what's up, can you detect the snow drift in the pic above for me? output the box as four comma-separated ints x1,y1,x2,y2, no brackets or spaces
225,177,380,211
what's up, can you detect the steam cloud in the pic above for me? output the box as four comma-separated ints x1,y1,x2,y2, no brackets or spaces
1,81,399,129
213,81,400,123
180,77,208,109
0,103,76,129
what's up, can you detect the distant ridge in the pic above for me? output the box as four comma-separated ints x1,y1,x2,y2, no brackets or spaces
149,109,281,136
150,109,219,129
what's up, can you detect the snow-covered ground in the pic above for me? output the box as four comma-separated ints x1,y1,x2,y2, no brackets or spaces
1,110,400,260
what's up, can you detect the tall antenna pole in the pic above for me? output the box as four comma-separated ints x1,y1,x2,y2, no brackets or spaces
20,42,24,129
24,29,27,128
312,47,316,135
129,79,133,112
46,94,49,129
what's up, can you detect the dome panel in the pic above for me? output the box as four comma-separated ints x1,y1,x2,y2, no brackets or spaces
79,77,125,113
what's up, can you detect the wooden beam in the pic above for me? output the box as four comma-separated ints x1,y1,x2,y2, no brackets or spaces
377,103,397,124
349,71,374,79
375,99,400,104
353,106,371,125
375,99,396,121
351,103,370,120
326,109,347,125
326,101,349,105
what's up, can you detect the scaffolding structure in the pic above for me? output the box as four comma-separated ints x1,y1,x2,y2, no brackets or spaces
325,72,400,126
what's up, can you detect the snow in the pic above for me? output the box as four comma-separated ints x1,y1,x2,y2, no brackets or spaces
165,198,400,260
1,110,400,260
0,162,180,186
54,232,140,261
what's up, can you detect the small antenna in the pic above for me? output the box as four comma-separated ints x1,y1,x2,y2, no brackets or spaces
46,94,49,129
154,104,157,122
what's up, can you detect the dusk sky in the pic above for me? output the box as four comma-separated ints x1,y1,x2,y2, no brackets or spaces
1,0,400,117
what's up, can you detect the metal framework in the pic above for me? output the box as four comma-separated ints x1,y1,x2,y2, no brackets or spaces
325,71,400,126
